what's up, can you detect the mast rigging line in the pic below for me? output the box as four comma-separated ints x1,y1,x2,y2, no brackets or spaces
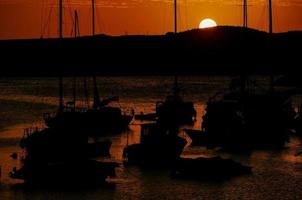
40,0,46,38
66,0,75,36
41,1,54,38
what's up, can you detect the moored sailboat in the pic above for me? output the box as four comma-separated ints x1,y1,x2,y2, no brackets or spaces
44,77,133,135
156,76,197,127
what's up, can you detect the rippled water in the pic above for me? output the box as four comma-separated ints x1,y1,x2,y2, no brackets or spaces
0,76,302,200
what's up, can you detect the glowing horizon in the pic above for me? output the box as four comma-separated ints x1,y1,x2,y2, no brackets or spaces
1,0,302,39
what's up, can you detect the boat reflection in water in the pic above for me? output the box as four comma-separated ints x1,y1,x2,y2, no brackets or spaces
173,156,251,179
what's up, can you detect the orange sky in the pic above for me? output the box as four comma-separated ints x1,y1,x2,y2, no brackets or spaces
0,0,302,39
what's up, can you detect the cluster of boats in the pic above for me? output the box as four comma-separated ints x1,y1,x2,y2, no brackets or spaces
9,76,199,186
10,75,300,187
9,77,129,187
185,76,297,151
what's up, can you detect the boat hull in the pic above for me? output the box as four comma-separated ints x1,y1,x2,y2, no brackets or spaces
10,160,118,187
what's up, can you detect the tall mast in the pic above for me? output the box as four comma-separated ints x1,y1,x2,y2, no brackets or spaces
58,0,63,112
92,0,95,36
173,0,179,96
268,0,273,34
74,10,79,37
59,0,63,38
72,11,79,111
243,0,248,28
174,0,177,33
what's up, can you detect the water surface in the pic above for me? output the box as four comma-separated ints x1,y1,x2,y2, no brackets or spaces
0,76,302,200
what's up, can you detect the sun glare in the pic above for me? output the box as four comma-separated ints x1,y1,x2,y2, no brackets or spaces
199,18,217,29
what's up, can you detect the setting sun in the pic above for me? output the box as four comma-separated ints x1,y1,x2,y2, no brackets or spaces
199,18,217,29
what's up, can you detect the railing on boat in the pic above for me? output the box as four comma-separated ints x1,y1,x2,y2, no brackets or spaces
23,127,43,138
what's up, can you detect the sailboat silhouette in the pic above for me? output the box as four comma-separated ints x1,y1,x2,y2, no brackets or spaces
44,2,133,136
44,77,133,135
154,2,197,127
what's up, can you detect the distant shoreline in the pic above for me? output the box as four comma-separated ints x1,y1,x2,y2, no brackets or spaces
0,26,301,76
1,26,301,42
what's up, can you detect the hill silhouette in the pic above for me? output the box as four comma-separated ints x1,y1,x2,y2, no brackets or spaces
0,26,301,76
